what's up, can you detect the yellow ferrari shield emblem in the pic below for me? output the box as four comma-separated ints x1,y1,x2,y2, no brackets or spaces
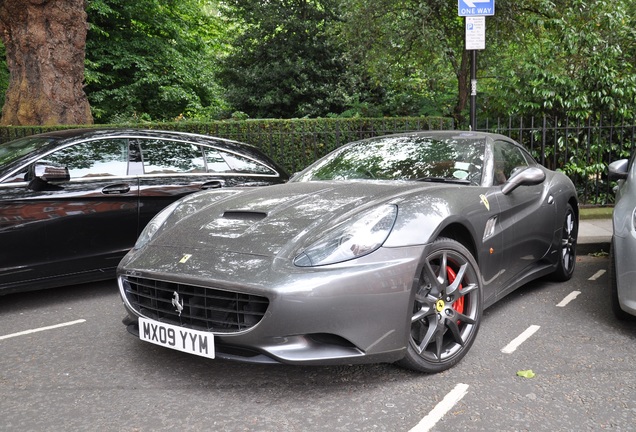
435,299,445,312
479,194,490,211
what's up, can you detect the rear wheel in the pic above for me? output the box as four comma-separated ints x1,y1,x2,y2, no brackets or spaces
552,203,577,281
397,237,482,373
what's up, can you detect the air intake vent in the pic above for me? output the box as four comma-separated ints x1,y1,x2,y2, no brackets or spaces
222,211,267,221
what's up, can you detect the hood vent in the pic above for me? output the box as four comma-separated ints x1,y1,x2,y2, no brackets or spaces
222,211,267,221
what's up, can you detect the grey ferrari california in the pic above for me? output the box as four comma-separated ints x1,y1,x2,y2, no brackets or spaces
118,131,578,373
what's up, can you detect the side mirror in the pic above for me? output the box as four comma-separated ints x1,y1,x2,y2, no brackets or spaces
32,163,70,183
608,159,629,181
501,166,546,195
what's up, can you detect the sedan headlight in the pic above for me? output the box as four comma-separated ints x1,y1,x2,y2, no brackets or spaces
294,205,398,267
134,201,180,250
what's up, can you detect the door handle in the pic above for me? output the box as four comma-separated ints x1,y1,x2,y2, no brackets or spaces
102,184,131,194
201,180,224,190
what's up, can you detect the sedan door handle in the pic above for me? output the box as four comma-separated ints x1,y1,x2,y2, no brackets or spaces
102,184,131,194
201,180,224,190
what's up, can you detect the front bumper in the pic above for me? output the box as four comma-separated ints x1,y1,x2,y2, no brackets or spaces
118,244,426,365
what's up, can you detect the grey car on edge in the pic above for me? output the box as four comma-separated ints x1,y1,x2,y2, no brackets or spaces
118,131,579,373
609,156,636,320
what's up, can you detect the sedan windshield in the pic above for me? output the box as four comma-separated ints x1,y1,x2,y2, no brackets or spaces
294,135,486,184
0,136,56,167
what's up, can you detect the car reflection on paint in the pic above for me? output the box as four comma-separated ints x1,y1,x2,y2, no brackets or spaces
0,128,288,294
118,131,578,373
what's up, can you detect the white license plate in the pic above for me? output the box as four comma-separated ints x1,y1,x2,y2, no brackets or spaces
138,317,215,359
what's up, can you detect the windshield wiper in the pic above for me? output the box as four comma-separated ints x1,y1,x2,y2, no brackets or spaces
415,177,471,185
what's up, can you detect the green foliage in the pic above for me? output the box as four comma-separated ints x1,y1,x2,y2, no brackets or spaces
85,0,229,123
216,0,354,118
484,0,636,119
335,0,467,120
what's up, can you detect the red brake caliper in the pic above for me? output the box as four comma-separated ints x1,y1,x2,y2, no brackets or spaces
447,267,464,315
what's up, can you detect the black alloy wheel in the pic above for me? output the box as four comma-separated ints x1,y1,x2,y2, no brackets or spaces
552,203,577,281
397,237,482,373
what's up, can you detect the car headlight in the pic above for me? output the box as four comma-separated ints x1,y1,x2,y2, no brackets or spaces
294,205,398,267
134,201,181,250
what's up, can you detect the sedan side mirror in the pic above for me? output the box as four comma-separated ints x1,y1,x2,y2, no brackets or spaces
32,163,71,183
608,159,629,181
501,166,546,195
27,163,71,191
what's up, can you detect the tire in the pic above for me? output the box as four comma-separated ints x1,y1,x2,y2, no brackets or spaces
609,241,636,321
551,203,577,282
397,237,483,373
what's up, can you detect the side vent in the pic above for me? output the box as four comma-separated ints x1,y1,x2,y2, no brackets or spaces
483,215,498,241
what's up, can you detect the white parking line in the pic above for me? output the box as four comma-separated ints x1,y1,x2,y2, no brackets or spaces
0,319,86,341
588,270,606,281
501,325,540,354
409,383,469,432
556,291,581,307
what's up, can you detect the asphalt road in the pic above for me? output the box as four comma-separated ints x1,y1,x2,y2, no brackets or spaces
1,254,634,432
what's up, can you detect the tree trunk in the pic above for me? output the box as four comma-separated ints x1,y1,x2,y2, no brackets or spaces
0,0,93,125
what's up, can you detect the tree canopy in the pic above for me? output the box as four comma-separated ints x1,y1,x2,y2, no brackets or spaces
0,0,634,125
85,0,228,123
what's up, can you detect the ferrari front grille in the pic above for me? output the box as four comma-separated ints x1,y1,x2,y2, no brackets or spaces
122,276,269,334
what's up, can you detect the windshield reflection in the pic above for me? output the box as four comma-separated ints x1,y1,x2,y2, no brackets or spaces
294,135,486,184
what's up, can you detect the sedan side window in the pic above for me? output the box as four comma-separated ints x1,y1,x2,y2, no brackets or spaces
140,139,206,174
204,148,232,173
219,150,277,175
43,139,128,179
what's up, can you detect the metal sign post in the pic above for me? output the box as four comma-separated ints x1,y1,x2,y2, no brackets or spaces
458,0,493,130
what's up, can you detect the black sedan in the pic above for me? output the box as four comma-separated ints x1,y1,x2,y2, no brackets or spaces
0,128,288,294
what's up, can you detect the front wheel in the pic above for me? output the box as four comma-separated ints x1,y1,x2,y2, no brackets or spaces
397,237,483,373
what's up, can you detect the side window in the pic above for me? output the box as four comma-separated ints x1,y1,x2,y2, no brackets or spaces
219,151,276,175
139,139,206,174
493,141,529,186
43,139,128,179
204,148,232,173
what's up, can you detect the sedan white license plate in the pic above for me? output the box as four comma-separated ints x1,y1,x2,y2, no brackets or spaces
138,317,215,359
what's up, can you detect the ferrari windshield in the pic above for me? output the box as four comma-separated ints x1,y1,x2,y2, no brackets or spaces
0,136,55,167
294,134,486,184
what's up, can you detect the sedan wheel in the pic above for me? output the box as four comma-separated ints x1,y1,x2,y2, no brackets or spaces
397,237,482,373
552,203,577,281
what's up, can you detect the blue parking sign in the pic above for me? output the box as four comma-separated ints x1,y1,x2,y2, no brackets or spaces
458,0,495,16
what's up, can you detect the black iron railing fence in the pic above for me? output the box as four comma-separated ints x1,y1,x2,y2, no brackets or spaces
477,116,636,205
2,115,635,205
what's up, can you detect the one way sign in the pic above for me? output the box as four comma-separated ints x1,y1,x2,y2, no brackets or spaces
458,0,495,16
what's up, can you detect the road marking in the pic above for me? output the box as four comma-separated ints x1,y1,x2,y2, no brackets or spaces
409,383,469,432
556,291,581,307
588,270,606,281
501,325,540,354
0,319,86,341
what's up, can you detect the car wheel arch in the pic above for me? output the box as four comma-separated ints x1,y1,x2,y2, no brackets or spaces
437,223,478,264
